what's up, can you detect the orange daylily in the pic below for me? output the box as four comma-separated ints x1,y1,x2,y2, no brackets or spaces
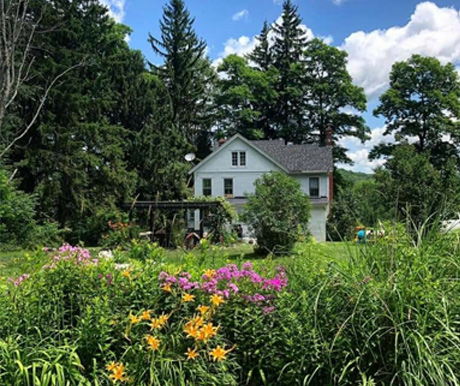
108,362,128,382
141,310,151,320
196,305,210,315
145,335,161,351
209,345,236,362
186,347,199,360
204,269,216,278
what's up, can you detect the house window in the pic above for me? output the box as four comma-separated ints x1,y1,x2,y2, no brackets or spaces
239,151,246,166
309,177,319,198
232,152,238,166
231,151,246,167
202,178,212,196
224,178,233,196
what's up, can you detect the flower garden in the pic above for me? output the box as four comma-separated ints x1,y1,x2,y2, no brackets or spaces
1,228,460,385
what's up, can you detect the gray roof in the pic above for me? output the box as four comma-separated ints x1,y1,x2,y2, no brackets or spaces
251,139,333,173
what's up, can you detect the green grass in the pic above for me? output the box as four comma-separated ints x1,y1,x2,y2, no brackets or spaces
0,242,356,286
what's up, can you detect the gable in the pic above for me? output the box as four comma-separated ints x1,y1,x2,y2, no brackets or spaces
194,136,283,173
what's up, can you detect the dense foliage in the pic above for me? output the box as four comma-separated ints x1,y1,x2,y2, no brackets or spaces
0,0,373,248
243,172,311,254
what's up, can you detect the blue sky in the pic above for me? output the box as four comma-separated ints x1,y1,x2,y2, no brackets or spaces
102,0,460,173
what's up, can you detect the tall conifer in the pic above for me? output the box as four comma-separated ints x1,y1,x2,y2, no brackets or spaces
148,0,213,147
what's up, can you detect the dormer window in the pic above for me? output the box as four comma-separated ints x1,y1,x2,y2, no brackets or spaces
231,151,246,167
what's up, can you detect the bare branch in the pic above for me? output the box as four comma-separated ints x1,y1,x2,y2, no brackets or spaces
0,61,83,159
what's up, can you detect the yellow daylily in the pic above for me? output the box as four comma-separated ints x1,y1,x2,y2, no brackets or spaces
210,294,225,307
182,293,195,302
129,312,141,325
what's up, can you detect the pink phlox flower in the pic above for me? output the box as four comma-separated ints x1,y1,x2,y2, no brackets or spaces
263,306,275,314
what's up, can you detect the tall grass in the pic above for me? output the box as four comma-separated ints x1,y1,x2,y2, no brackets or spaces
260,226,460,385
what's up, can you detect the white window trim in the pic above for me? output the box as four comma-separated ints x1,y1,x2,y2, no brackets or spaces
229,150,247,169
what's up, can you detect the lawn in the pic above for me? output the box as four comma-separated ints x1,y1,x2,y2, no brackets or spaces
0,241,356,286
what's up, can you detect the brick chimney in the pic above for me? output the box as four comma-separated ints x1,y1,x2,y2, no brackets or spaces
213,138,227,151
325,124,333,146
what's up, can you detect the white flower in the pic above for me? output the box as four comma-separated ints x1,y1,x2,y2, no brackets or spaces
98,250,114,259
115,263,131,270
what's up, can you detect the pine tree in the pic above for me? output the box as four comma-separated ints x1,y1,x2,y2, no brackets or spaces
303,38,369,163
272,0,307,71
247,21,272,71
271,0,308,142
9,0,138,243
148,0,214,148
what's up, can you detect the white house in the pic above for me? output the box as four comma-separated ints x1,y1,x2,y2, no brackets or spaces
188,134,334,242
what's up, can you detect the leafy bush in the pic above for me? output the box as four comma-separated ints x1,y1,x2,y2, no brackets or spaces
0,169,64,250
243,172,311,254
0,169,37,249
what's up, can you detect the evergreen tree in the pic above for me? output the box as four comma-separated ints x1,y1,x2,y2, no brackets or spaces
129,74,191,201
271,0,308,142
247,21,273,71
303,38,369,163
148,0,214,149
9,0,137,243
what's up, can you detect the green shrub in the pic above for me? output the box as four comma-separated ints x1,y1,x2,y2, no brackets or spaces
0,169,37,249
0,169,64,250
243,172,311,254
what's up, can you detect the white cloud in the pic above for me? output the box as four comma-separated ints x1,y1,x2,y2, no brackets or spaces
232,9,249,21
99,0,125,22
273,0,283,4
333,0,348,5
339,149,386,173
342,2,460,99
319,35,334,45
220,35,258,58
338,126,395,173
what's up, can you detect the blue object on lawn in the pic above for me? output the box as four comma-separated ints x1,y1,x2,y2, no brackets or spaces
357,229,366,243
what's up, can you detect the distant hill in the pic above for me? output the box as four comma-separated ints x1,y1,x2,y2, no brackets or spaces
337,169,373,185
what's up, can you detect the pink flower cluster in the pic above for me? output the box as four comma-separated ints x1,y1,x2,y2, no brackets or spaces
158,271,201,291
42,244,98,269
7,273,30,287
158,262,288,313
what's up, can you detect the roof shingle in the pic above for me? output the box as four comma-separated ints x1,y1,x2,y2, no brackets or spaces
251,139,333,173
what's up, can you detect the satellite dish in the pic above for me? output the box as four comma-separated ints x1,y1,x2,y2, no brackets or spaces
184,153,196,162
